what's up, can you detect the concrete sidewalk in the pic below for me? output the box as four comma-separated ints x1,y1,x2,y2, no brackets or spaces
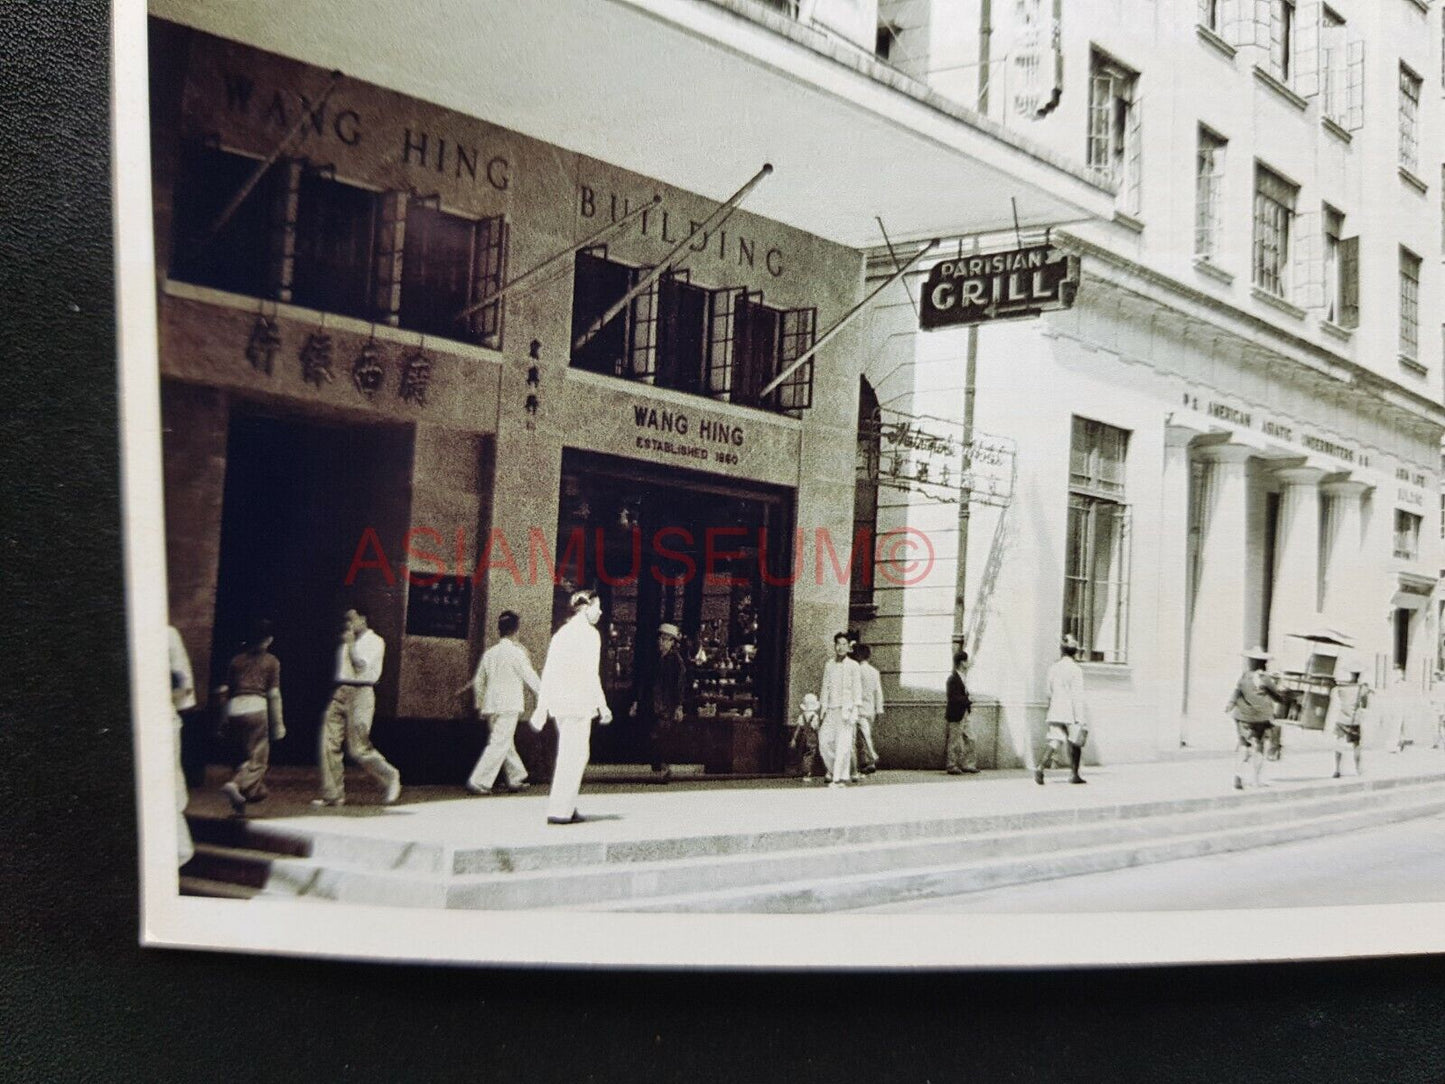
186,743,1445,852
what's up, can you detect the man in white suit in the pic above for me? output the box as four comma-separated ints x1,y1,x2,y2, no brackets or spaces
463,609,541,795
818,631,863,787
531,590,612,824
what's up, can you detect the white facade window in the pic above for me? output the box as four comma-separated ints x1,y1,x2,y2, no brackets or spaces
1399,247,1421,360
1195,128,1226,261
1253,165,1297,298
1064,417,1131,664
1267,0,1295,83
1088,51,1142,216
1321,205,1359,328
1400,65,1422,173
1320,8,1349,126
1197,0,1221,33
1395,509,1422,561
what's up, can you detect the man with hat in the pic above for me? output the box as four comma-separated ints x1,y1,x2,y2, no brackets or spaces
1226,646,1285,790
531,589,612,824
1036,633,1090,785
635,621,686,782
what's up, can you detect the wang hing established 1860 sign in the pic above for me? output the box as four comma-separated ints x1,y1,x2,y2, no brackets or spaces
920,243,1080,330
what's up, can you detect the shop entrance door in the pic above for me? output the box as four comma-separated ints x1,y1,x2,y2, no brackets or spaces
209,407,413,765
555,451,795,773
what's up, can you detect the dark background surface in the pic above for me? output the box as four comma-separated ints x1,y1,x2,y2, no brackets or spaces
3,3,1445,1080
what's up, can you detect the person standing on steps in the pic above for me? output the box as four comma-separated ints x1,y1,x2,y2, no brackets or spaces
945,649,980,775
818,631,863,788
1226,646,1284,791
215,619,285,816
313,607,400,807
1036,634,1090,785
854,643,883,775
462,610,540,796
531,590,612,824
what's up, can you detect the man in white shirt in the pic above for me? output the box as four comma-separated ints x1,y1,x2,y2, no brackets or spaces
818,631,863,787
853,643,883,775
531,590,612,824
313,607,400,806
1036,633,1090,785
463,610,541,795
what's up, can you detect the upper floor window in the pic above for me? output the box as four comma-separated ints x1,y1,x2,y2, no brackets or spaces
1267,0,1296,83
851,377,882,617
1399,247,1422,360
1064,417,1131,664
1395,509,1422,561
168,143,509,350
169,144,283,299
1088,51,1142,216
1399,64,1423,173
1195,128,1227,262
1253,164,1298,298
569,251,815,414
1197,0,1222,33
398,200,507,348
1322,205,1360,329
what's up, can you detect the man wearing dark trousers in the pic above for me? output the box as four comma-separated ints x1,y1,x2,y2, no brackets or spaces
633,622,685,782
945,650,979,774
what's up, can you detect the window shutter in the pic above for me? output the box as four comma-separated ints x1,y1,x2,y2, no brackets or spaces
1292,210,1324,310
626,269,659,381
1088,73,1113,174
775,307,817,412
731,291,766,407
1339,235,1360,329
374,191,406,325
706,287,742,398
1346,38,1365,130
1293,1,1321,97
1124,96,1143,215
469,214,507,347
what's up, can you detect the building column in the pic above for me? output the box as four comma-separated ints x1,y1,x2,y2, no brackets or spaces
1185,443,1254,746
1319,479,1372,634
1267,466,1327,659
1158,424,1203,750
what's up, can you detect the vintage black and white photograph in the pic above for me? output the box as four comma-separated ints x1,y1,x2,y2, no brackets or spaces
117,0,1445,967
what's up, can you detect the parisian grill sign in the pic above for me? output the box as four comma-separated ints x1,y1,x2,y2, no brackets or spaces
920,244,1080,330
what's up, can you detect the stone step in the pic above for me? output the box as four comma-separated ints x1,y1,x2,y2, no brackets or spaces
591,791,1445,913
234,776,1445,911
182,842,292,889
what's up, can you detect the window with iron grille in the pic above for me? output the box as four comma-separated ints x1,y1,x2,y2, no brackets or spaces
169,143,284,299
398,201,507,348
1064,416,1131,663
1400,64,1422,173
1399,247,1421,360
1253,164,1297,297
851,377,882,615
1088,51,1142,216
1395,509,1422,561
291,170,381,321
1195,128,1226,261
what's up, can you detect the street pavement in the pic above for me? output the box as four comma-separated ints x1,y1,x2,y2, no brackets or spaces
856,809,1445,913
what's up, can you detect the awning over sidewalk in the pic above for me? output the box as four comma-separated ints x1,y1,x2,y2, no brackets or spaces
150,0,1116,248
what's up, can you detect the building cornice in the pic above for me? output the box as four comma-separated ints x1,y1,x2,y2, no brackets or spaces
1054,230,1445,435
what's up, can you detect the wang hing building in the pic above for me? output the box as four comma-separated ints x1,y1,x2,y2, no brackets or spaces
148,0,1115,780
852,0,1445,766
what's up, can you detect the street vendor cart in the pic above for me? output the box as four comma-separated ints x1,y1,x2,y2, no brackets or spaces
1275,628,1356,730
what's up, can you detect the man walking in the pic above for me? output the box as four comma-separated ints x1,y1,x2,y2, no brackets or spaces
818,631,863,788
531,590,612,824
633,622,686,782
1036,633,1090,785
854,643,883,775
944,649,980,775
313,607,401,807
463,610,540,795
1227,647,1284,790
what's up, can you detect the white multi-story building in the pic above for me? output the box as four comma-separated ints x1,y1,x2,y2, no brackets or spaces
852,0,1445,763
